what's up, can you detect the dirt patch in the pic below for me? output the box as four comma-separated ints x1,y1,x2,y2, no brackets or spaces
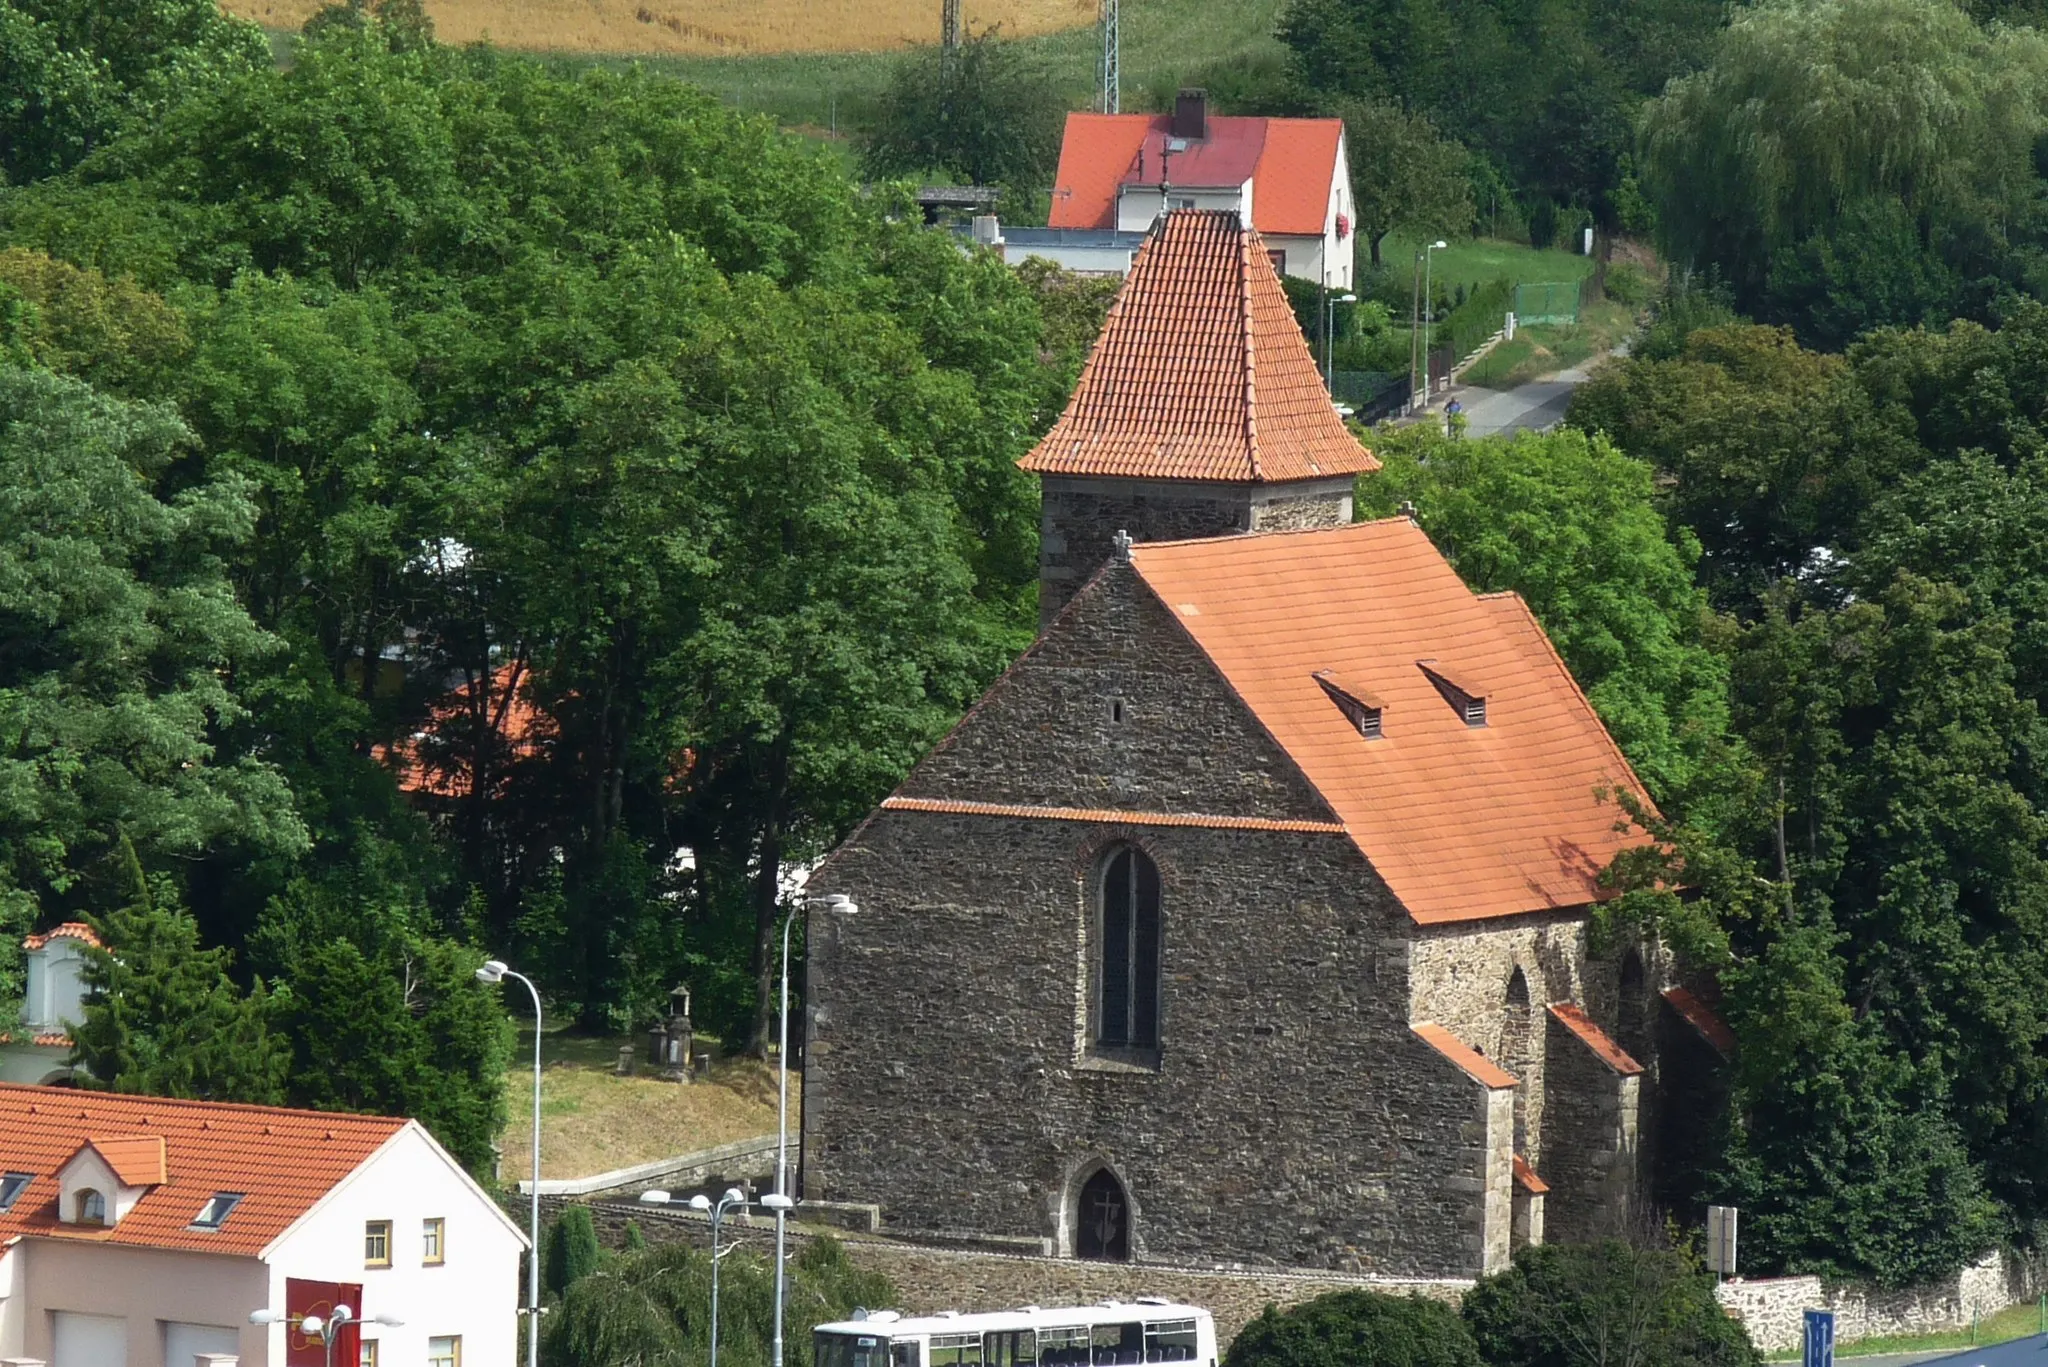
223,0,1100,54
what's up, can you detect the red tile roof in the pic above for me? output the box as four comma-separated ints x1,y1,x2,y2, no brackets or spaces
1513,1154,1550,1194
376,662,551,799
1128,519,1653,924
23,922,100,951
0,1084,407,1257
1018,211,1379,484
1662,986,1736,1056
880,796,1346,834
1412,1023,1517,1089
1547,1002,1645,1076
78,1136,167,1187
1048,114,1343,237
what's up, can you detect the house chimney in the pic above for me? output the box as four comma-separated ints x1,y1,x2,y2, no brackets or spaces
1173,88,1208,141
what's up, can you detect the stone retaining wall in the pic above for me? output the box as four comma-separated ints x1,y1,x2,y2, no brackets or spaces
1714,1250,2048,1353
555,1198,1469,1346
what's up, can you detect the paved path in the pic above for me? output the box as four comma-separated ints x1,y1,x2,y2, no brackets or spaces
1908,1334,2048,1367
1421,344,1626,438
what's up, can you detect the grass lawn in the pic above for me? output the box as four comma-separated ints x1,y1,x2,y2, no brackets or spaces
1458,298,1636,390
1378,234,1599,294
499,1028,782,1181
554,0,1285,135
1766,1298,2048,1360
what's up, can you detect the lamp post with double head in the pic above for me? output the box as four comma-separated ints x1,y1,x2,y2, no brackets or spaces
476,958,543,1367
250,1304,403,1367
643,1187,748,1367
1323,291,1358,392
776,893,856,1367
1422,240,1448,396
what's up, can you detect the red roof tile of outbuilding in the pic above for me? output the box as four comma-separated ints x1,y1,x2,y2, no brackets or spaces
1017,211,1378,484
1662,985,1736,1056
1128,519,1653,924
1048,114,1344,237
1547,1003,1645,1075
0,1083,407,1257
1412,1022,1517,1089
23,922,100,951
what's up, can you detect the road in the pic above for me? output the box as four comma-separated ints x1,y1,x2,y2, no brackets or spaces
1904,1334,2048,1367
1448,358,1603,438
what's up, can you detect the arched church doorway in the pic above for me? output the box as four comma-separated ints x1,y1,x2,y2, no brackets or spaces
1076,1168,1131,1261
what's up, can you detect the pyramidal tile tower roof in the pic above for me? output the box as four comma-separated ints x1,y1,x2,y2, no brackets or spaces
1018,209,1381,485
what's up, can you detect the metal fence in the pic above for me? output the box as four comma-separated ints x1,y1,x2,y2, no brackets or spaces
1330,370,1410,423
1513,281,1581,325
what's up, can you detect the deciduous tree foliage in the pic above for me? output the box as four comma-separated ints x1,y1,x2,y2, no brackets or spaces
861,30,1064,193
1461,1242,1758,1367
1224,1290,1484,1367
1332,97,1474,267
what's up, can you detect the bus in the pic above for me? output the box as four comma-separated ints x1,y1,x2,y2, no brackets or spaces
815,1300,1217,1367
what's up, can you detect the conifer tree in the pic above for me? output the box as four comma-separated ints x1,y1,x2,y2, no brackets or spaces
72,842,288,1102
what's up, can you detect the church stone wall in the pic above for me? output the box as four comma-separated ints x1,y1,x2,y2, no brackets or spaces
805,806,1497,1277
1539,1015,1640,1244
902,565,1334,823
1037,476,1354,625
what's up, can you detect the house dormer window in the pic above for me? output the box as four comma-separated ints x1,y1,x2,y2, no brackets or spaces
1314,671,1385,740
75,1188,105,1225
1418,661,1488,727
191,1192,244,1230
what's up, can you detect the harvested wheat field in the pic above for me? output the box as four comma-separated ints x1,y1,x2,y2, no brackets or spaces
222,0,1100,54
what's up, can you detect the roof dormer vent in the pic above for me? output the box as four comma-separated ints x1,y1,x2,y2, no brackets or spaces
1314,671,1385,740
1418,660,1487,727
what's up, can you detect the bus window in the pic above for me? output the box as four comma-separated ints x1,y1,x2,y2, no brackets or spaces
1039,1326,1090,1367
984,1331,1037,1367
1143,1321,1199,1363
931,1333,984,1367
1092,1323,1142,1366
893,1344,921,1367
817,1334,892,1367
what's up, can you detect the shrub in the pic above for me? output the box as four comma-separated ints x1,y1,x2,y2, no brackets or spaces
1461,1242,1758,1367
1224,1290,1483,1367
544,1205,604,1297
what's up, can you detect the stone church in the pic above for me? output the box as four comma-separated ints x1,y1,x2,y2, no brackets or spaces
800,210,1730,1279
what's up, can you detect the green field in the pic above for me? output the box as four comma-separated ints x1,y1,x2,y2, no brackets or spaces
1380,232,1600,293
1459,298,1636,388
558,0,1287,135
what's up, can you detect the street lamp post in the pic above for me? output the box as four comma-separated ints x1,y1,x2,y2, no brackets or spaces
1323,291,1358,392
1422,240,1448,398
250,1304,402,1367
477,958,543,1367
644,1187,747,1367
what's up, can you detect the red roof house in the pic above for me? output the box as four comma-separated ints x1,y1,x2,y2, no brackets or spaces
1047,93,1354,286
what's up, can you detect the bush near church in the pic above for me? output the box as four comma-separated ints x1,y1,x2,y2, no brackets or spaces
1461,1242,1757,1367
1223,1289,1485,1367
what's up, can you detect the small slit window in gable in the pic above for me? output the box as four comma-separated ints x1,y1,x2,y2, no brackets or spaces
1418,660,1488,727
1314,671,1385,740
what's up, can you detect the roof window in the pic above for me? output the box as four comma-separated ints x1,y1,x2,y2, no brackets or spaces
1314,671,1385,740
0,1173,30,1212
1418,660,1488,727
191,1192,244,1230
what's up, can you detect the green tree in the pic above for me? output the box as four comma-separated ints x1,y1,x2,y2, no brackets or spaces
862,30,1064,191
0,248,188,395
71,846,288,1102
1334,96,1474,267
1461,1242,1758,1367
0,365,303,970
1225,1290,1484,1367
1356,425,1732,808
544,1236,895,1367
545,1205,604,1298
1640,0,2048,334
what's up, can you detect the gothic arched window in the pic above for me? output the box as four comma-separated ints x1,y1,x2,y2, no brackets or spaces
1097,847,1162,1051
1076,1167,1131,1261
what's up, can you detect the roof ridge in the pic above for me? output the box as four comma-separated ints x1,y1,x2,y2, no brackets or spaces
0,1083,408,1128
1238,225,1262,481
1127,516,1408,555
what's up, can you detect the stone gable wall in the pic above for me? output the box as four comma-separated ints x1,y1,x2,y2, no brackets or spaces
807,808,1502,1277
1538,1017,1637,1246
901,564,1333,822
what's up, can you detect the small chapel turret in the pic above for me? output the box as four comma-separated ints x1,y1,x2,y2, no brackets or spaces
1017,209,1381,626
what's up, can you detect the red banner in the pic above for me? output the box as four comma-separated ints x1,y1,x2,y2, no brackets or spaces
286,1278,364,1367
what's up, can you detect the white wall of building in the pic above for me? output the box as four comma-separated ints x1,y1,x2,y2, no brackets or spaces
1323,129,1356,291
260,1125,525,1367
5,1240,268,1367
23,940,89,1035
1115,182,1254,234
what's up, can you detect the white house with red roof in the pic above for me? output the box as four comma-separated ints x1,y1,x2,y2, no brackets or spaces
0,1083,525,1367
1043,93,1354,287
0,924,99,1087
